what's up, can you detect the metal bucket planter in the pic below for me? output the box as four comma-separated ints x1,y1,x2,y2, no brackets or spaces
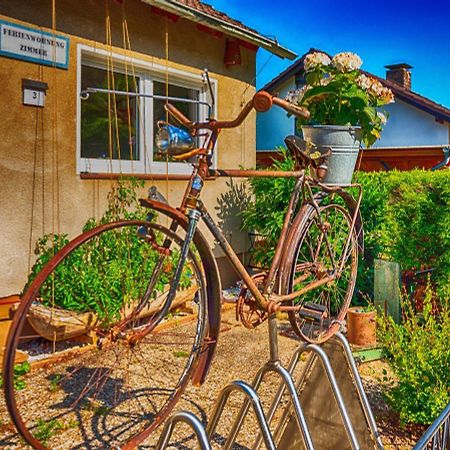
301,125,362,185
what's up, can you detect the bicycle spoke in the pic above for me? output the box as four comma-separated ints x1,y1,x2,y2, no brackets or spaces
4,220,208,448
287,203,358,343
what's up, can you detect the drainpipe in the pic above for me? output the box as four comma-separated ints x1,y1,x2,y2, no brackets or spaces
431,146,450,171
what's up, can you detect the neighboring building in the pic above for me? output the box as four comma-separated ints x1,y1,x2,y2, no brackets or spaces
257,49,450,171
0,0,295,296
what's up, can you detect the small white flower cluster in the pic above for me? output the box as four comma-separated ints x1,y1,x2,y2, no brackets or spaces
285,85,311,104
304,52,331,71
377,111,387,125
331,52,363,72
357,74,395,104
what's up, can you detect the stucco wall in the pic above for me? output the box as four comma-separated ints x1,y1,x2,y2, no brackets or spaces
0,0,256,296
256,78,295,151
373,100,449,147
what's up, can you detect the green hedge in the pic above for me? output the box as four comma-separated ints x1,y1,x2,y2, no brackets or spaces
242,152,450,299
355,169,450,299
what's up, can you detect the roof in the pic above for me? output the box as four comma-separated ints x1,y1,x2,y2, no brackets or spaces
140,0,297,60
263,49,450,123
365,72,450,123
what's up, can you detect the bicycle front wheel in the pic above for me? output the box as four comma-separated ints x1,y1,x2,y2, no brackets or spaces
282,203,358,343
3,220,208,449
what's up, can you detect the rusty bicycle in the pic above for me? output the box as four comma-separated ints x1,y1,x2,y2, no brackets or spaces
3,82,363,449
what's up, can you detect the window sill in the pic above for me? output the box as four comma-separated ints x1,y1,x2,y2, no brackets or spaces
80,172,217,181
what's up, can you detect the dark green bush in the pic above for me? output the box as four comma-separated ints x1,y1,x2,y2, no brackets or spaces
241,148,295,266
355,169,450,299
377,287,450,424
242,150,450,299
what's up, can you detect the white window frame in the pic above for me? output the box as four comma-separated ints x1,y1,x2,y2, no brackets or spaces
76,44,217,175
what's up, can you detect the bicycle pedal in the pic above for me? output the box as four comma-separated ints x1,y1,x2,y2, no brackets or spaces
298,302,328,322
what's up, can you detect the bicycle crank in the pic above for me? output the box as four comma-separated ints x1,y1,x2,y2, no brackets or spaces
236,274,269,329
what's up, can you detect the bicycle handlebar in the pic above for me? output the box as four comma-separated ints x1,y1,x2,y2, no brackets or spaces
164,90,310,132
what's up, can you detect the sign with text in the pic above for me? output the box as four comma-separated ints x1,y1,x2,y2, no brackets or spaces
0,20,69,69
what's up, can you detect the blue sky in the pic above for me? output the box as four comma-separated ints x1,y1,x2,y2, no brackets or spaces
209,0,450,108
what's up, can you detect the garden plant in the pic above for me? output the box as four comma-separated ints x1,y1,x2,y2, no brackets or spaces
25,178,192,325
287,51,394,147
378,286,450,424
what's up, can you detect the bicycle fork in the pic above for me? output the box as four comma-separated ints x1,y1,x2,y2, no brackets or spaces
128,209,201,344
162,208,202,316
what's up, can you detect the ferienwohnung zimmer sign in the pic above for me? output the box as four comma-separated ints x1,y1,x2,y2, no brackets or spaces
0,20,69,69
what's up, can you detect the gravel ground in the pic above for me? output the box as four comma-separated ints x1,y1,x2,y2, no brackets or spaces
0,307,426,449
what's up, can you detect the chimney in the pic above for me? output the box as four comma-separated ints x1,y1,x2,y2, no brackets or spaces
385,63,413,90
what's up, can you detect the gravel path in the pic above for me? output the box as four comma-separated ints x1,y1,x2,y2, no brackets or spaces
0,307,424,449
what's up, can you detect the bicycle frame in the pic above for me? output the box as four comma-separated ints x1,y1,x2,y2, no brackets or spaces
143,151,363,315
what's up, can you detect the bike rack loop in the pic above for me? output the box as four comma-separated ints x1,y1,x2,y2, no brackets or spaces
412,401,450,450
249,336,363,450
220,359,314,450
153,332,388,450
206,380,277,450
334,332,384,450
152,331,450,450
156,410,212,450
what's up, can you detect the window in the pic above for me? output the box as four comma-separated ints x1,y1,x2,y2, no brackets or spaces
81,65,140,162
77,46,214,175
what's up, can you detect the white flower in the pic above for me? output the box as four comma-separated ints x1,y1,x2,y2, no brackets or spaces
381,86,395,104
304,52,331,71
285,85,311,104
332,52,363,72
356,73,371,90
357,74,395,104
377,111,387,125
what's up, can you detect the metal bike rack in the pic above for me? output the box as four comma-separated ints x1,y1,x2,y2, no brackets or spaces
412,401,450,450
154,317,450,450
155,317,384,450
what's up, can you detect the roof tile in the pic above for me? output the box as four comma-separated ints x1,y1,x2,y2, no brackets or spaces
174,0,259,35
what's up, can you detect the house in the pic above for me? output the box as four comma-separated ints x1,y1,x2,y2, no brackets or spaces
0,0,296,296
257,49,450,171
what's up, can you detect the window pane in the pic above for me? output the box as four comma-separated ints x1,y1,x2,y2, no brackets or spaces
81,65,139,161
153,81,198,162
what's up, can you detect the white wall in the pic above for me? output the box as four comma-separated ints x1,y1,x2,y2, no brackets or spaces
373,100,449,147
257,78,296,151
257,78,449,151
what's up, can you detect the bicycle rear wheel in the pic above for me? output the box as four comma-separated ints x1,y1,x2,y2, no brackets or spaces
3,220,208,449
282,203,358,343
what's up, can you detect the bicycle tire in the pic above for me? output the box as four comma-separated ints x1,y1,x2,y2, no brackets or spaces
3,219,209,449
281,203,358,344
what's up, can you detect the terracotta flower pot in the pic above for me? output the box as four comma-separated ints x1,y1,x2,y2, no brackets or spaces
347,306,377,346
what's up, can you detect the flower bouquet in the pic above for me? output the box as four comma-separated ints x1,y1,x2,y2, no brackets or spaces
287,51,394,147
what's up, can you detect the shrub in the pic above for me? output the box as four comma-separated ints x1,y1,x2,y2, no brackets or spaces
242,150,450,300
377,287,450,424
25,178,191,324
355,169,450,299
241,148,295,266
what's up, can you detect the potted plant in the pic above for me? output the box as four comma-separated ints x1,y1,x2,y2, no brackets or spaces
287,51,394,184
